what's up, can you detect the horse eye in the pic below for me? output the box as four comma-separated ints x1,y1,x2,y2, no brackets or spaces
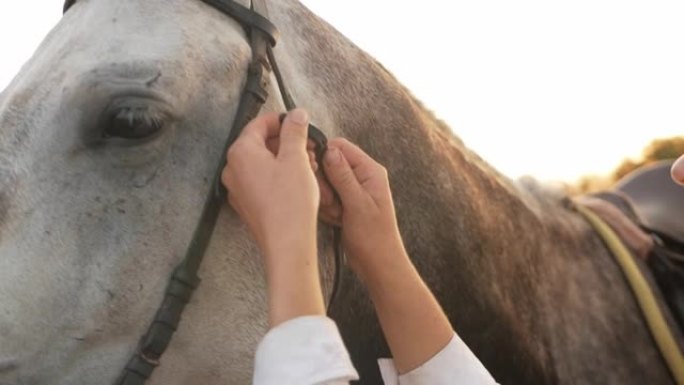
103,106,164,140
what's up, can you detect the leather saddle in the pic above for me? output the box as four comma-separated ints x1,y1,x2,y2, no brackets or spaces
615,160,684,247
582,160,684,332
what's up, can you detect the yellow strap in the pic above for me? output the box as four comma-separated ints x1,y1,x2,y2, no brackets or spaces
577,204,684,385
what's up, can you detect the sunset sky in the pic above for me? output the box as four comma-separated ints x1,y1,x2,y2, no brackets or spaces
1,1,682,182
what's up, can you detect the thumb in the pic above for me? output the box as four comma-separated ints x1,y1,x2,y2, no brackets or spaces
323,147,363,205
672,155,684,185
278,109,309,159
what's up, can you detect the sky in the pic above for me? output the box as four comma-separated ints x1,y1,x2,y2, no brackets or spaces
1,1,683,182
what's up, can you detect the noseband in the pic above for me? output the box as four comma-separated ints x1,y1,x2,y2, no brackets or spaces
62,1,344,384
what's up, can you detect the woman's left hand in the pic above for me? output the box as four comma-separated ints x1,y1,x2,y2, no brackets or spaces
221,109,325,326
221,109,319,255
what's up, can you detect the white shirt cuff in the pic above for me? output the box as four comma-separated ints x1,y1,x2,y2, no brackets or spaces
378,333,498,385
253,315,359,385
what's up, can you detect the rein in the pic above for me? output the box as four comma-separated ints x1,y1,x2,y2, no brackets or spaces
62,1,344,384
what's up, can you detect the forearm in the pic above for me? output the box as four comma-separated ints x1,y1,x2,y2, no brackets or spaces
264,236,325,327
360,251,454,374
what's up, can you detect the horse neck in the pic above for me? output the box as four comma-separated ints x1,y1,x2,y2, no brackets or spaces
276,4,674,384
277,0,557,371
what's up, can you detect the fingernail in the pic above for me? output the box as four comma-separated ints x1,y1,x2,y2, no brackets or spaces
325,148,341,165
288,108,309,125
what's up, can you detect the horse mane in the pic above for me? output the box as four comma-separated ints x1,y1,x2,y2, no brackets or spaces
366,54,566,216
367,52,559,218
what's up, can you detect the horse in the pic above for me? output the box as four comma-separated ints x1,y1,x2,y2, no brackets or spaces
0,0,674,384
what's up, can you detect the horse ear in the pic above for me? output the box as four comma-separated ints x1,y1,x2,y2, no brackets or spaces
63,0,76,14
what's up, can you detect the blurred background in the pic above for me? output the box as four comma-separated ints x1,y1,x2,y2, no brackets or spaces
1,1,682,189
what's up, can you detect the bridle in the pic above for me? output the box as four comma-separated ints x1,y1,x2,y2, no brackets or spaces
61,1,344,384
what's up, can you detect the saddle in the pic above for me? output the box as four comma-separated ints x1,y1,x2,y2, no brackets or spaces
615,160,684,246
577,160,684,384
582,160,684,324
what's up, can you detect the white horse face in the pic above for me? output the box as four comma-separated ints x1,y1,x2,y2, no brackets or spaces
0,0,274,383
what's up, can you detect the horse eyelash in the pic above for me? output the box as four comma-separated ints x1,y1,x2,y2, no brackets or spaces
113,106,165,128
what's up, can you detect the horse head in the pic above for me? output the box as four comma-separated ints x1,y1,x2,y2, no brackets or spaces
0,1,343,384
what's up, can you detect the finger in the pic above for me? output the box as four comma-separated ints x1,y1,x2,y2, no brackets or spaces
319,197,342,222
328,138,383,184
308,150,318,171
240,112,282,145
318,208,342,227
317,176,343,226
220,165,232,191
266,136,310,156
279,113,317,152
316,170,336,207
323,146,364,204
266,137,280,155
278,109,310,159
672,155,684,185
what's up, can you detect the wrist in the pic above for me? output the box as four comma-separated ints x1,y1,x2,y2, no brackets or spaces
267,273,325,327
262,235,318,290
264,243,325,327
261,221,317,262
349,237,410,283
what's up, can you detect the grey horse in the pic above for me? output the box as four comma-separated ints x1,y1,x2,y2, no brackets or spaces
0,0,673,384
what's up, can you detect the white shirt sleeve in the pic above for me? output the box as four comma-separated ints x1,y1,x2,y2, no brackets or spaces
253,315,359,385
377,333,498,385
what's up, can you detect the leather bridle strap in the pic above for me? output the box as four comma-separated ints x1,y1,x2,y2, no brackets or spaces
110,1,279,384
62,1,343,384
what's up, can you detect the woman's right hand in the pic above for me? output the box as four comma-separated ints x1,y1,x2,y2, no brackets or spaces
317,139,456,374
672,155,684,185
317,138,409,279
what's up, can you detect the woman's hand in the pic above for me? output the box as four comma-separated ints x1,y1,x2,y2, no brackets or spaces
222,109,318,256
317,139,408,278
672,155,684,185
221,109,325,326
317,138,454,373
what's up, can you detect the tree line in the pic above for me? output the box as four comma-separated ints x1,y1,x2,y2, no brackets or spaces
572,136,684,194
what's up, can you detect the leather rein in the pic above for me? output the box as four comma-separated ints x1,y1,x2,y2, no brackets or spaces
62,1,344,384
